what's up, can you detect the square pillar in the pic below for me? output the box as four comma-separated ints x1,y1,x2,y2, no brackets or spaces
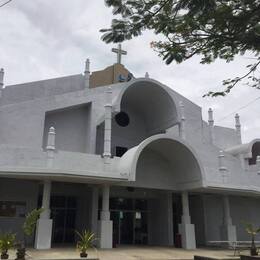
35,180,53,249
90,186,99,236
220,195,237,242
166,192,174,246
179,191,196,249
98,185,113,249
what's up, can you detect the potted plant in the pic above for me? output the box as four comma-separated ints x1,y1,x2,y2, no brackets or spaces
75,230,96,258
15,208,44,260
0,232,16,259
244,223,260,256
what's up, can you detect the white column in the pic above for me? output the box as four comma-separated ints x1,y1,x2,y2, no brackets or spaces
90,186,99,236
84,58,90,89
145,72,149,78
220,195,237,243
98,185,113,248
208,108,214,144
256,155,260,174
257,156,260,174
103,87,112,161
167,192,174,245
35,180,53,249
219,150,228,183
41,180,51,219
179,101,186,140
0,68,4,98
46,126,55,168
178,191,196,249
100,185,110,220
235,113,242,144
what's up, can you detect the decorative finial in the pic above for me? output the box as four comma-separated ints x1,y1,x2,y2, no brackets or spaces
84,59,90,74
218,150,228,183
235,113,240,127
179,101,186,140
46,126,56,151
208,108,214,126
235,113,241,144
0,68,4,89
84,59,90,89
111,44,127,64
145,72,149,78
103,87,113,160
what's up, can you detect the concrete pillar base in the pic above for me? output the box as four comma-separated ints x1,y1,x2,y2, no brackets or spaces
179,223,196,249
220,224,237,242
98,220,113,249
35,218,53,249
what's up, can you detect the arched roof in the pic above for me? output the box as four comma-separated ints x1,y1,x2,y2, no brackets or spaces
113,78,180,131
118,134,205,189
225,139,260,158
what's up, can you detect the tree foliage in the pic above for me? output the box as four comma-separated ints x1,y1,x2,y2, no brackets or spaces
101,0,260,96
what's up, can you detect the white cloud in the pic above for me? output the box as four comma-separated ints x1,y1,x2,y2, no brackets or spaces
0,0,259,143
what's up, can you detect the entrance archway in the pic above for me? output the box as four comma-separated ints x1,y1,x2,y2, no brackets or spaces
117,134,205,248
119,134,204,189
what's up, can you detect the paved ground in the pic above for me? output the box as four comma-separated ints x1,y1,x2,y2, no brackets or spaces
7,246,242,260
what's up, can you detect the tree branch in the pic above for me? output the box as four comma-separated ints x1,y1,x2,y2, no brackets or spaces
0,0,13,8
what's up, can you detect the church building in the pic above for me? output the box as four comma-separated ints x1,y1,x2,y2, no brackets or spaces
0,45,260,250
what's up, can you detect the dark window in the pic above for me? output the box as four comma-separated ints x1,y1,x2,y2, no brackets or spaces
249,142,260,165
110,198,134,210
135,199,147,211
115,112,130,127
116,146,128,157
0,201,26,218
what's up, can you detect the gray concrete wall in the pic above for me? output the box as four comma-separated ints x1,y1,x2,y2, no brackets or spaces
147,193,172,246
1,74,84,105
43,104,92,153
203,194,260,242
230,196,260,241
0,178,39,245
190,195,206,246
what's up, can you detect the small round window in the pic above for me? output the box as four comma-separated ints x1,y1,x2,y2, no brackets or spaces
115,111,130,127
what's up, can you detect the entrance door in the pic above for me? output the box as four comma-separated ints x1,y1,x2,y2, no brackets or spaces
51,196,77,244
120,211,134,244
111,210,148,245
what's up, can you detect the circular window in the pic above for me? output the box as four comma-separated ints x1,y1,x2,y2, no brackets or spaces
115,111,130,127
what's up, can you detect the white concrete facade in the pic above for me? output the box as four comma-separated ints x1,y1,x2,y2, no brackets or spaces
0,60,260,250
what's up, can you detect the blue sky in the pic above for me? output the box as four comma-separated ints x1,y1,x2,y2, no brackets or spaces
0,0,259,142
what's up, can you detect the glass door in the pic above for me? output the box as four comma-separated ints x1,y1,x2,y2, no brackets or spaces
134,211,148,245
120,211,134,244
51,196,77,244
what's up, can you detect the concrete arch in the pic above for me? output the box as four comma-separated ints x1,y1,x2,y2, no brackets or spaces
113,78,180,134
118,134,205,190
226,138,260,158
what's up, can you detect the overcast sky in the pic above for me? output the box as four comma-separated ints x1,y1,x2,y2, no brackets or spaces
0,0,259,142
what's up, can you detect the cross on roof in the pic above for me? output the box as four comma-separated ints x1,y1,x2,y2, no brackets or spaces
111,44,127,64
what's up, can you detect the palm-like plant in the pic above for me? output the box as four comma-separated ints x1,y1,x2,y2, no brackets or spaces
75,230,96,258
16,208,44,260
22,208,44,238
0,232,16,259
244,223,260,256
